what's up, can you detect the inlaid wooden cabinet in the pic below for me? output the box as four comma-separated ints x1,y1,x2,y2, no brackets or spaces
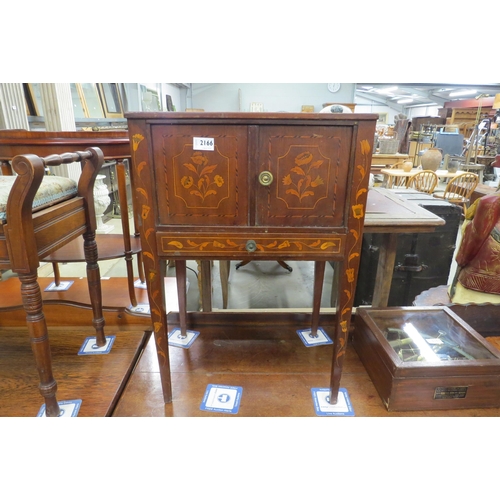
126,112,377,406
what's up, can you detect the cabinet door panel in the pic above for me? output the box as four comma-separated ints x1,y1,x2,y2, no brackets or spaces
152,124,249,226
256,126,353,228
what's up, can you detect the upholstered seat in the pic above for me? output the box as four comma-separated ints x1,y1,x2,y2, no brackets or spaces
0,174,77,220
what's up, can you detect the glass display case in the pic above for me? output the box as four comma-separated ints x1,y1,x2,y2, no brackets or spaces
353,306,500,411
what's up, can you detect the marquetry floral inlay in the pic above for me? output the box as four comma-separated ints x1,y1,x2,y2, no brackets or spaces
165,237,341,253
282,152,324,202
336,138,371,365
181,152,224,203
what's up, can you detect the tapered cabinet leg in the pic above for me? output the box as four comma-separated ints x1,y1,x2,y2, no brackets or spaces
145,258,172,403
311,261,326,337
176,260,188,338
219,260,230,309
19,272,60,417
329,260,352,405
200,260,212,312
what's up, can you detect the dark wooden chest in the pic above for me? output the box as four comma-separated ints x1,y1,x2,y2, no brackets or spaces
355,194,462,306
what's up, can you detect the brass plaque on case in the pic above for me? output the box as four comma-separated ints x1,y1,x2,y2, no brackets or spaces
434,386,468,400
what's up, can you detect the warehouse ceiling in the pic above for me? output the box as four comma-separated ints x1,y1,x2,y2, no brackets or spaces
188,83,500,112
355,83,500,109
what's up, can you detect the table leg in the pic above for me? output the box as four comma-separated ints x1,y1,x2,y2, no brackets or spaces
310,261,325,336
371,233,398,307
176,260,188,338
329,259,349,405
200,260,212,312
330,261,340,307
148,258,172,403
219,260,230,309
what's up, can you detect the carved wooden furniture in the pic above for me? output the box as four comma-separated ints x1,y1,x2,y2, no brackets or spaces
0,130,144,307
126,111,378,405
433,172,479,215
0,148,105,416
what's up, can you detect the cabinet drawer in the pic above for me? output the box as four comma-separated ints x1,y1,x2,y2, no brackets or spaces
157,231,346,259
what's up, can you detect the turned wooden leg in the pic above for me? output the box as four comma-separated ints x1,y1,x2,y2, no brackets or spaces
176,260,188,338
83,232,106,346
311,261,325,337
19,272,60,417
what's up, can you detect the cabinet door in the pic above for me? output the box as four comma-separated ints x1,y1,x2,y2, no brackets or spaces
151,124,249,226
256,125,353,228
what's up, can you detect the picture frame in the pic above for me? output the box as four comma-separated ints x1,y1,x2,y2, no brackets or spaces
78,83,105,118
97,83,124,118
377,112,388,124
23,83,43,116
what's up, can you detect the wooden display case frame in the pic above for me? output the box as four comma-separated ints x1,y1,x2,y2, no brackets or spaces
353,306,500,411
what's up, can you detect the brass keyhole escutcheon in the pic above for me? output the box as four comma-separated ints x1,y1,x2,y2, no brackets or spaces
245,240,257,252
259,171,273,186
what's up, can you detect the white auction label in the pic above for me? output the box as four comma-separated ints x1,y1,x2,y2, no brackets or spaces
193,137,215,151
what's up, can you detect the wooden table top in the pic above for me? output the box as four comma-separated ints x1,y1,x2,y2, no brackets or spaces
364,188,445,233
380,168,466,178
371,152,409,166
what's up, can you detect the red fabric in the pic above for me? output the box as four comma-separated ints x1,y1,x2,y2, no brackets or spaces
456,194,500,294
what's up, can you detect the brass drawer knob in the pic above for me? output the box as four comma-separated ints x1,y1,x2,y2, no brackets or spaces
259,171,273,186
245,240,257,252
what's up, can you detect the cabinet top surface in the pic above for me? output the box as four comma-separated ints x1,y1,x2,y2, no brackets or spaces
125,111,379,123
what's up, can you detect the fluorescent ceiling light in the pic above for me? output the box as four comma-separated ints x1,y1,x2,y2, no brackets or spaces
376,86,398,94
449,89,477,97
397,98,414,104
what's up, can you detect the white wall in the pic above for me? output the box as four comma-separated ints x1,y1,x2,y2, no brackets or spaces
189,83,356,113
354,96,400,124
407,105,441,120
161,84,187,111
123,83,187,112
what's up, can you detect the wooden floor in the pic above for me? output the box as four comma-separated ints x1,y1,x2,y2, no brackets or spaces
2,276,500,417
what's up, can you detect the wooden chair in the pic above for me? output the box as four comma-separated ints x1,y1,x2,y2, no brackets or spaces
0,148,106,416
384,161,407,188
407,169,438,194
433,172,479,215
0,130,145,308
